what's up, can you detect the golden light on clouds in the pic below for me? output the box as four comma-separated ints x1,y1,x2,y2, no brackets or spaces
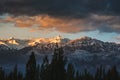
1,14,120,33
2,15,90,33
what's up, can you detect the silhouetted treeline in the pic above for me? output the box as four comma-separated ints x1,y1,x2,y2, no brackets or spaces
0,47,120,80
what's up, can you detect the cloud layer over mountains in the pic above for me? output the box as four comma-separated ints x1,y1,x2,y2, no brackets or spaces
0,0,120,33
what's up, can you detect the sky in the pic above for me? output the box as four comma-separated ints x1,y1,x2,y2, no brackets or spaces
0,0,120,43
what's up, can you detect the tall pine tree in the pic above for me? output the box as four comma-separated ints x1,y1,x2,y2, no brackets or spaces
40,55,49,80
13,64,18,80
95,65,105,80
0,67,5,80
66,63,75,80
25,52,37,80
48,47,66,80
75,71,80,80
105,66,119,80
36,64,41,80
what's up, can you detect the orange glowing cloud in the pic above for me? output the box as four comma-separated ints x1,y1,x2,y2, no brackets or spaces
3,15,90,33
1,14,120,33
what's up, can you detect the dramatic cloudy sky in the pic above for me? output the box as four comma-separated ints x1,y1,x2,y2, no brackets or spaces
0,0,120,42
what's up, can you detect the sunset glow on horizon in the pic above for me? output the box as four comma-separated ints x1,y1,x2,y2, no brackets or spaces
0,0,120,43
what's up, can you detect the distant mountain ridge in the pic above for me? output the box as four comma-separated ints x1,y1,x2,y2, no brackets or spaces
65,36,120,53
0,36,70,49
0,36,120,54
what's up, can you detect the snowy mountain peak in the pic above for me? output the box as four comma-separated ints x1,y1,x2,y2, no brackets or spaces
68,36,93,44
9,37,15,40
7,39,19,45
28,35,69,46
0,41,6,45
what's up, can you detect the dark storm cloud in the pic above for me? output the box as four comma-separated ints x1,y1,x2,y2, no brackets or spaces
0,0,120,33
0,0,120,17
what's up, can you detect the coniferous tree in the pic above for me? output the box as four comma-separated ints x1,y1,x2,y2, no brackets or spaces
82,69,93,80
95,65,105,80
75,71,80,80
66,63,75,80
6,65,23,80
7,72,13,80
40,55,49,80
0,67,5,80
110,66,119,80
48,47,66,80
13,64,18,80
36,64,41,80
105,66,119,80
25,52,37,80
18,72,23,80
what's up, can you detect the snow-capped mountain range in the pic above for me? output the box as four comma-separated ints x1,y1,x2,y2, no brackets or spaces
0,36,120,54
0,36,70,49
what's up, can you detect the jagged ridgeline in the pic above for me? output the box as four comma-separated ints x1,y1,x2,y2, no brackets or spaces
0,36,120,53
